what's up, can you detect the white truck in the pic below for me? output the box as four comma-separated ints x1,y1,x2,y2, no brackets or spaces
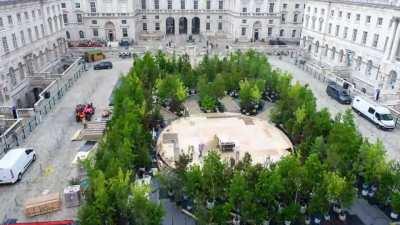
0,148,36,184
352,96,395,130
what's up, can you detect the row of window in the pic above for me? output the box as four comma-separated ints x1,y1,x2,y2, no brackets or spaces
69,27,130,39
2,17,62,54
241,27,296,38
0,5,61,28
307,6,385,27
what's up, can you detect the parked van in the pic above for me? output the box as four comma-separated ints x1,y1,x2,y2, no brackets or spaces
352,96,395,130
0,148,36,184
326,83,352,104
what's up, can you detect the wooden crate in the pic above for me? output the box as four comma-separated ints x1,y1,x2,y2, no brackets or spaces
24,193,61,217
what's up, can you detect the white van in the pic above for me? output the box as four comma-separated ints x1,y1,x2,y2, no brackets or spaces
352,96,395,130
0,148,36,184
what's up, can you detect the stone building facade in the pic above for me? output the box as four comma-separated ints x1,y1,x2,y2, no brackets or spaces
301,0,400,101
0,0,67,107
62,0,304,43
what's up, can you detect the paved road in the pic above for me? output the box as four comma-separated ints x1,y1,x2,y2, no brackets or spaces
268,56,400,161
0,59,132,221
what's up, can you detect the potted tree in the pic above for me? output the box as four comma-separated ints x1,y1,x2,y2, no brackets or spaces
391,192,400,219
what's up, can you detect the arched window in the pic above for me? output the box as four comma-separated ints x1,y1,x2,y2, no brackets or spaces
324,44,329,56
66,31,70,39
315,41,319,53
356,56,362,71
331,47,336,59
365,60,373,76
79,30,85,39
279,29,284,37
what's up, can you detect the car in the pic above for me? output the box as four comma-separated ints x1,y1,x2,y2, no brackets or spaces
352,96,395,130
94,61,113,70
0,148,36,184
326,83,352,104
119,51,131,58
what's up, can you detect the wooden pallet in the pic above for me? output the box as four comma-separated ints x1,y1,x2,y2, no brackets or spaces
24,193,61,217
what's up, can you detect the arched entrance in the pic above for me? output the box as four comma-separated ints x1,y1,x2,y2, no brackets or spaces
166,17,175,35
192,17,200,34
104,21,116,41
179,17,188,34
253,21,262,41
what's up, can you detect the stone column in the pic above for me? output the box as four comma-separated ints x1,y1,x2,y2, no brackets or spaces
390,20,400,61
385,17,400,60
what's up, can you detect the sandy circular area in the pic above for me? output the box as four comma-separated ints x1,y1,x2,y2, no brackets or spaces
157,113,292,167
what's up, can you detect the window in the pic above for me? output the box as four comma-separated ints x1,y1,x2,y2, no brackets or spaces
377,17,383,26
28,28,33,42
242,8,247,13
20,30,25,45
17,13,21,23
193,0,198,9
168,0,172,9
311,19,315,30
38,9,41,17
242,19,246,23
155,15,159,19
321,9,325,15
75,3,80,8
181,0,185,9
343,27,348,39
79,30,84,38
154,0,159,9
0,18,3,28
143,23,147,31
338,11,342,17
283,4,287,9
206,0,210,9
292,30,296,38
206,22,210,30
279,29,284,37
307,6,310,12
256,8,260,13
384,36,389,51
362,31,368,44
319,19,323,31
141,0,146,9
295,4,300,9
11,33,17,49
8,15,13,25
218,22,222,30
219,15,222,19
93,28,98,36
294,14,298,23
77,14,82,23
328,23,332,34
335,25,340,36
66,31,70,39
281,14,286,24
347,12,351,19
142,15,146,19
155,22,160,30
63,14,68,24
61,3,66,8
269,19,273,24
241,27,246,35
32,10,35,19
122,20,127,24
34,26,39,39
372,34,379,47
269,3,274,13
330,10,334,16
352,29,357,41
2,37,9,53
366,16,371,23
218,0,223,9
40,24,45,36
24,11,29,20
356,14,360,22
122,28,128,37
90,2,96,13
268,27,272,36
314,7,317,13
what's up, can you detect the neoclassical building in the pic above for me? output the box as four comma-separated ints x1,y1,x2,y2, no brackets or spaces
62,0,304,43
301,0,400,101
0,0,67,107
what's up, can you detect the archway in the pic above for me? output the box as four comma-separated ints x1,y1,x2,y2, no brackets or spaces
166,17,175,35
104,21,116,41
192,17,200,34
324,44,329,56
253,21,262,41
179,17,188,34
331,47,336,60
315,41,320,53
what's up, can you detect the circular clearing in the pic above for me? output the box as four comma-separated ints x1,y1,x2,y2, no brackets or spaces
157,113,292,168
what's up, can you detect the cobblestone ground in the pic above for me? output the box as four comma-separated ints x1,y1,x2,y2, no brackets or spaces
0,58,132,222
268,56,400,161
